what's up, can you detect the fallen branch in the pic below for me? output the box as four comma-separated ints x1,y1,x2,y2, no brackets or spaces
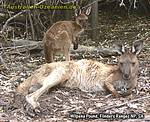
70,45,118,57
0,40,119,57
101,95,150,112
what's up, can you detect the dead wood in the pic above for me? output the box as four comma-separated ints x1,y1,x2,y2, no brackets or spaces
0,40,43,55
0,40,119,57
70,45,118,57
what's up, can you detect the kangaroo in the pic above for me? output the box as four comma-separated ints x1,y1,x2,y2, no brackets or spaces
43,7,91,63
17,40,143,108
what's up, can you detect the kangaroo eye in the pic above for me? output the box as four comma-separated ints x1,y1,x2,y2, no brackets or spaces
120,62,123,65
132,62,136,66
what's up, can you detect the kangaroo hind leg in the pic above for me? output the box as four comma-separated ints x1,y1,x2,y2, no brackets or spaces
26,68,69,108
44,43,54,63
63,46,70,61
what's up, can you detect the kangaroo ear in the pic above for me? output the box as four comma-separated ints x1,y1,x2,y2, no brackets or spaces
75,8,81,17
85,6,91,15
115,43,125,55
132,40,144,55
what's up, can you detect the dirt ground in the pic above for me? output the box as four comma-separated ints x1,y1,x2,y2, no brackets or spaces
0,14,150,121
0,46,149,121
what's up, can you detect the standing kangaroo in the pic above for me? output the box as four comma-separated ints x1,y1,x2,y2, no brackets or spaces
17,40,143,108
43,7,91,63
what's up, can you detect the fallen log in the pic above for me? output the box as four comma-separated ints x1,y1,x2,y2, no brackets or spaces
0,39,118,57
70,45,118,57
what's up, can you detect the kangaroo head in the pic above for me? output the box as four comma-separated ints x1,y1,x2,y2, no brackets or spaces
75,6,91,28
72,6,91,50
115,40,144,80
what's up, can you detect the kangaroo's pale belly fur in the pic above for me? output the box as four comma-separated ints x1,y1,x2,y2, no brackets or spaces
47,59,115,92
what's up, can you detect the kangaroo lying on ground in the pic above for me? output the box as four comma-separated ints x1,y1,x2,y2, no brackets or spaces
43,7,91,63
17,40,143,109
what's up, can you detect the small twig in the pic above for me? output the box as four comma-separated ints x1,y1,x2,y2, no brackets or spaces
0,74,9,80
28,10,35,41
133,0,137,9
101,95,150,112
0,52,9,70
52,0,60,19
25,14,29,39
82,0,99,9
119,0,125,7
59,0,76,4
37,12,46,30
